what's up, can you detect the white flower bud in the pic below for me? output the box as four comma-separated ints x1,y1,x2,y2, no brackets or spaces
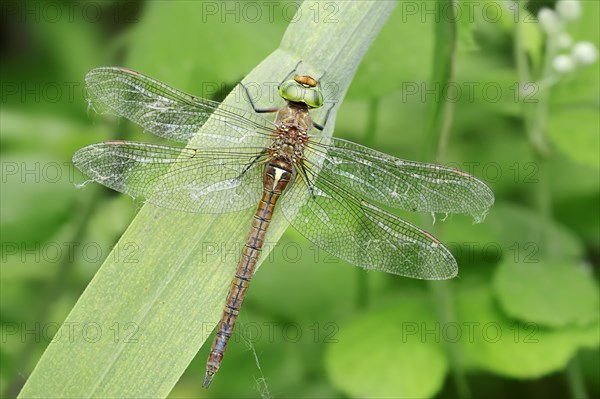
557,33,573,49
556,0,581,21
572,41,599,65
538,8,563,36
553,54,575,73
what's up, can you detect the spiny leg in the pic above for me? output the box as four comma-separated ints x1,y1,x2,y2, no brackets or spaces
235,150,268,181
297,161,317,199
277,60,303,89
240,60,304,114
313,102,335,131
240,82,279,114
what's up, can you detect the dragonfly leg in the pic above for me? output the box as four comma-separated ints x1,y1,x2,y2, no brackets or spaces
277,60,303,89
235,150,268,181
240,82,279,114
298,162,317,199
312,102,335,131
240,60,304,113
316,69,327,82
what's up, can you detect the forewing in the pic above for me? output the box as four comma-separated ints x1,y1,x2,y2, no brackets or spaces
305,137,494,222
73,141,265,214
280,167,457,279
85,67,275,146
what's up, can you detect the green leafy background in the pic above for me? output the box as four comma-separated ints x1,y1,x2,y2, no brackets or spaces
1,1,598,398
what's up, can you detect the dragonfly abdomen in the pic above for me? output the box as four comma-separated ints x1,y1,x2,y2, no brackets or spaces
203,159,294,388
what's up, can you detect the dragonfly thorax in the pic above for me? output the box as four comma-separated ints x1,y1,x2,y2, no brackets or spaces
269,131,308,165
275,102,313,132
270,102,311,163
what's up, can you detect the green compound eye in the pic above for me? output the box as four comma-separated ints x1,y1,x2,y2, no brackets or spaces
278,75,324,108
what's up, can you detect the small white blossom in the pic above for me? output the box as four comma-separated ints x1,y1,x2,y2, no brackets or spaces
556,0,581,21
553,54,575,73
572,41,599,65
538,8,563,36
557,33,573,49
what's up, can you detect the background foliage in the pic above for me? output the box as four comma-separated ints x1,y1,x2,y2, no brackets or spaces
1,0,598,398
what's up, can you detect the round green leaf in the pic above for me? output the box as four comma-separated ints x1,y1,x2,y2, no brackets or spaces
493,260,599,328
457,278,600,378
325,291,448,398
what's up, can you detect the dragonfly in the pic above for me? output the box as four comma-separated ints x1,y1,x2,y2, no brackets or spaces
73,64,494,388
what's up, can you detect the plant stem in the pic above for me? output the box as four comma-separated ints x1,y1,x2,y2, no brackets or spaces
425,1,471,398
513,0,551,159
513,0,556,254
356,97,380,309
566,352,588,399
436,87,455,163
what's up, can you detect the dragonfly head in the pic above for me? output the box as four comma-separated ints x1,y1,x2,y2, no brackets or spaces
279,74,324,109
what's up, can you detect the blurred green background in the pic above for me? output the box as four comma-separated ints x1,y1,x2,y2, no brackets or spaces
1,0,598,398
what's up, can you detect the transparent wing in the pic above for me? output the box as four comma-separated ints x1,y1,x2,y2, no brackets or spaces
305,137,494,222
85,67,275,146
73,140,267,214
280,165,457,280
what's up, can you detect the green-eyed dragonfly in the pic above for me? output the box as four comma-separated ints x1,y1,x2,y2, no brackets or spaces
73,65,494,387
